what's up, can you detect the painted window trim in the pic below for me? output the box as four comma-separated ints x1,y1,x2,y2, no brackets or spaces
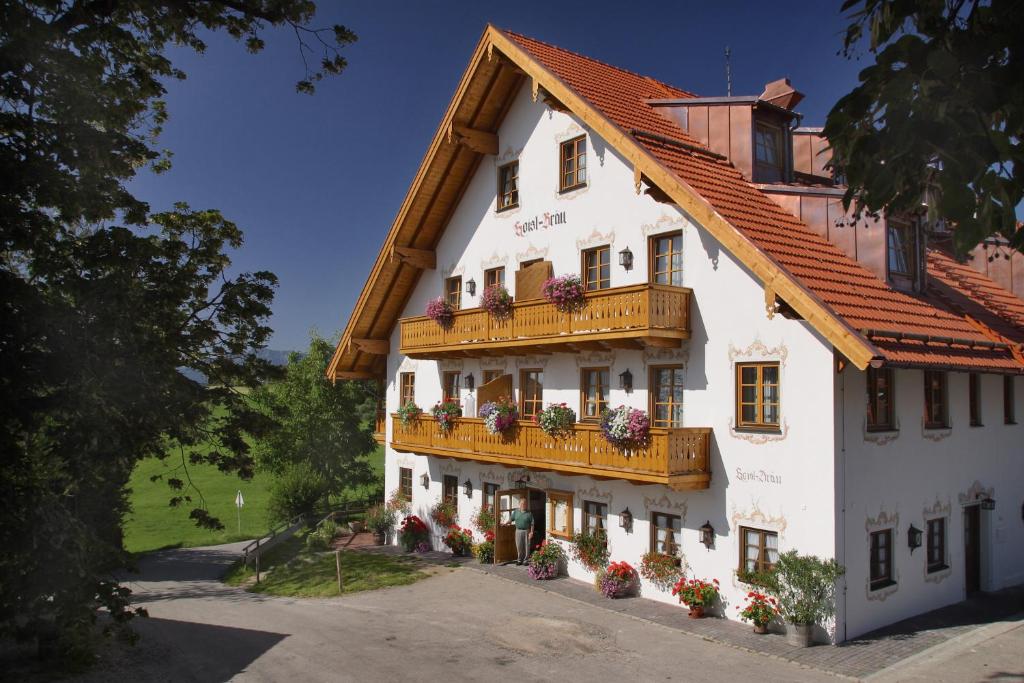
558,135,587,193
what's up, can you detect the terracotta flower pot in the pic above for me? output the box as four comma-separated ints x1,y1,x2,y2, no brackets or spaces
753,623,768,634
688,605,705,619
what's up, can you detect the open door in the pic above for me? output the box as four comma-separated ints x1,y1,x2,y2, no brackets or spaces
964,505,981,594
528,489,546,552
494,489,527,564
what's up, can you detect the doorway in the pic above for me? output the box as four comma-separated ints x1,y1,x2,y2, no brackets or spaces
963,505,981,594
493,488,547,564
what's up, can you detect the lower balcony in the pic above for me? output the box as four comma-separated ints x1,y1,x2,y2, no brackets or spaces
373,410,387,444
390,415,711,490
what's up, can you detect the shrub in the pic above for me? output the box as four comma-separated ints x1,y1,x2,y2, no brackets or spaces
527,540,564,580
479,398,518,435
431,400,462,434
267,463,328,523
426,296,454,327
481,284,513,318
763,551,845,626
305,518,337,551
639,551,686,591
671,577,720,609
600,561,639,598
429,499,458,528
542,274,585,313
535,403,576,438
398,515,429,552
600,405,650,449
365,504,397,535
386,488,411,516
397,401,422,427
443,526,474,556
569,530,609,572
474,530,495,563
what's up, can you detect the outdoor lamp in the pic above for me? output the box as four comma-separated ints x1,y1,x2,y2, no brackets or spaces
907,524,923,553
981,496,996,511
699,520,715,549
465,373,475,391
463,479,473,498
619,369,633,393
618,246,634,270
619,507,633,532
420,472,430,489
466,277,476,297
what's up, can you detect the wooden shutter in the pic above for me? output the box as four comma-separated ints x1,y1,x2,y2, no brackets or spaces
515,260,553,301
477,373,513,406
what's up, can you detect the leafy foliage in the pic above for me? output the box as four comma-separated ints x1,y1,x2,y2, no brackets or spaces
569,530,609,571
826,0,1024,255
268,463,329,523
760,551,845,625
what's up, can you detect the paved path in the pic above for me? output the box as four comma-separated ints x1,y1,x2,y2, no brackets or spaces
75,542,839,683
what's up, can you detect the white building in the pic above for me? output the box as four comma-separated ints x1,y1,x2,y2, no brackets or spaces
328,26,1024,642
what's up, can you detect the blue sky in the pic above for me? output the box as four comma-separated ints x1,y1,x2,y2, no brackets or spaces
129,1,867,351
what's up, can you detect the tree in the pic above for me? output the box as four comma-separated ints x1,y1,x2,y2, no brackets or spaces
0,1,355,662
824,0,1024,256
252,333,378,519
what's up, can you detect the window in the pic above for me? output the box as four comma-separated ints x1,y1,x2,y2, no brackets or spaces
547,491,573,539
399,467,413,501
650,365,684,428
926,518,947,573
650,232,683,286
650,512,682,558
519,369,544,419
969,373,982,427
484,266,505,291
924,371,948,429
887,220,918,280
481,369,503,385
736,362,780,430
399,372,415,407
866,367,895,431
442,475,459,508
445,276,462,309
559,135,587,191
754,122,784,182
869,529,894,590
740,527,779,575
482,482,498,511
582,245,610,291
1005,376,1017,424
581,367,610,420
497,161,519,210
442,371,461,406
583,501,607,539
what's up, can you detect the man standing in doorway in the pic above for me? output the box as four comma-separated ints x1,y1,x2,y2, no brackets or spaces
511,497,534,565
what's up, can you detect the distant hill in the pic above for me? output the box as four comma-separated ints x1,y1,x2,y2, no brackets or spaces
179,348,296,385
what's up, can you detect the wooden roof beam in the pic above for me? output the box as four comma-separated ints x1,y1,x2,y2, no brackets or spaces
390,246,436,270
351,338,389,355
332,370,379,380
447,122,498,155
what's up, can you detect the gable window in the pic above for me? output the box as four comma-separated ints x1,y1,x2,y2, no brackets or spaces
924,371,948,429
583,501,607,540
969,373,982,427
1005,376,1017,424
547,491,573,539
519,369,544,419
582,245,610,291
559,135,587,191
445,276,462,309
482,482,498,511
926,518,947,574
650,232,683,286
736,362,780,430
740,527,779,575
650,365,684,428
870,529,894,590
442,371,461,406
580,367,609,421
866,367,895,431
399,467,413,501
754,122,784,183
484,266,505,291
887,219,918,281
442,475,459,509
650,512,681,559
399,372,416,408
497,161,519,211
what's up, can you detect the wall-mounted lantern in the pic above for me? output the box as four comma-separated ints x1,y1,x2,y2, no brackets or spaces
981,496,996,511
907,524,923,553
619,369,633,393
618,247,634,271
465,278,476,297
420,472,430,489
619,507,633,532
465,373,475,391
463,479,473,498
699,520,715,550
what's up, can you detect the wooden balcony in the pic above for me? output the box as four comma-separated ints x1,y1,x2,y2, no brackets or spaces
399,284,690,359
373,410,387,445
390,415,710,490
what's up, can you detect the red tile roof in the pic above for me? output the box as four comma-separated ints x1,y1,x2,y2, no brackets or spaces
504,30,1023,373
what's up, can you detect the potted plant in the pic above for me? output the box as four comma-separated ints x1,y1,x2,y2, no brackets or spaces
639,550,687,591
480,283,513,319
671,577,720,618
429,499,458,528
443,526,474,556
397,401,422,428
599,561,639,599
763,551,845,647
474,529,495,563
425,296,454,328
398,514,429,552
364,504,396,545
738,590,780,634
527,540,564,580
479,397,518,436
535,403,576,438
431,400,461,434
542,274,585,313
600,405,650,450
569,529,609,572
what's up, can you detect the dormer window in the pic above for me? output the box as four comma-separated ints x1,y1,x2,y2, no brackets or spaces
887,218,920,287
753,122,785,183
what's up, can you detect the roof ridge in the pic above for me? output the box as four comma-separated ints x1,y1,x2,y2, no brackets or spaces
500,28,697,99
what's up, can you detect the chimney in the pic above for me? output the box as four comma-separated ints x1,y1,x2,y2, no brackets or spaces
759,78,804,111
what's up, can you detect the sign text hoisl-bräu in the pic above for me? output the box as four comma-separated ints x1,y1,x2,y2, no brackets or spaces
513,211,566,236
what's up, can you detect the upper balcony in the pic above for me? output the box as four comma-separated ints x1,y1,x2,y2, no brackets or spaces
391,415,711,490
399,283,690,359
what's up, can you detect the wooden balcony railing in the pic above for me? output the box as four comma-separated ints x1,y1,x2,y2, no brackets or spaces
390,415,710,490
399,283,690,358
372,410,387,445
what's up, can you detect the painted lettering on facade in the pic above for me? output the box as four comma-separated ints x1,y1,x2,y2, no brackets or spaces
513,211,566,237
735,467,783,485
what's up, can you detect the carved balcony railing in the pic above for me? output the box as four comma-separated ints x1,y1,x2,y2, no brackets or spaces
390,415,710,490
399,283,690,358
372,410,387,445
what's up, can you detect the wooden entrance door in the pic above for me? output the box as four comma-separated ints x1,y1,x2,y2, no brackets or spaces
494,489,526,564
964,505,981,594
